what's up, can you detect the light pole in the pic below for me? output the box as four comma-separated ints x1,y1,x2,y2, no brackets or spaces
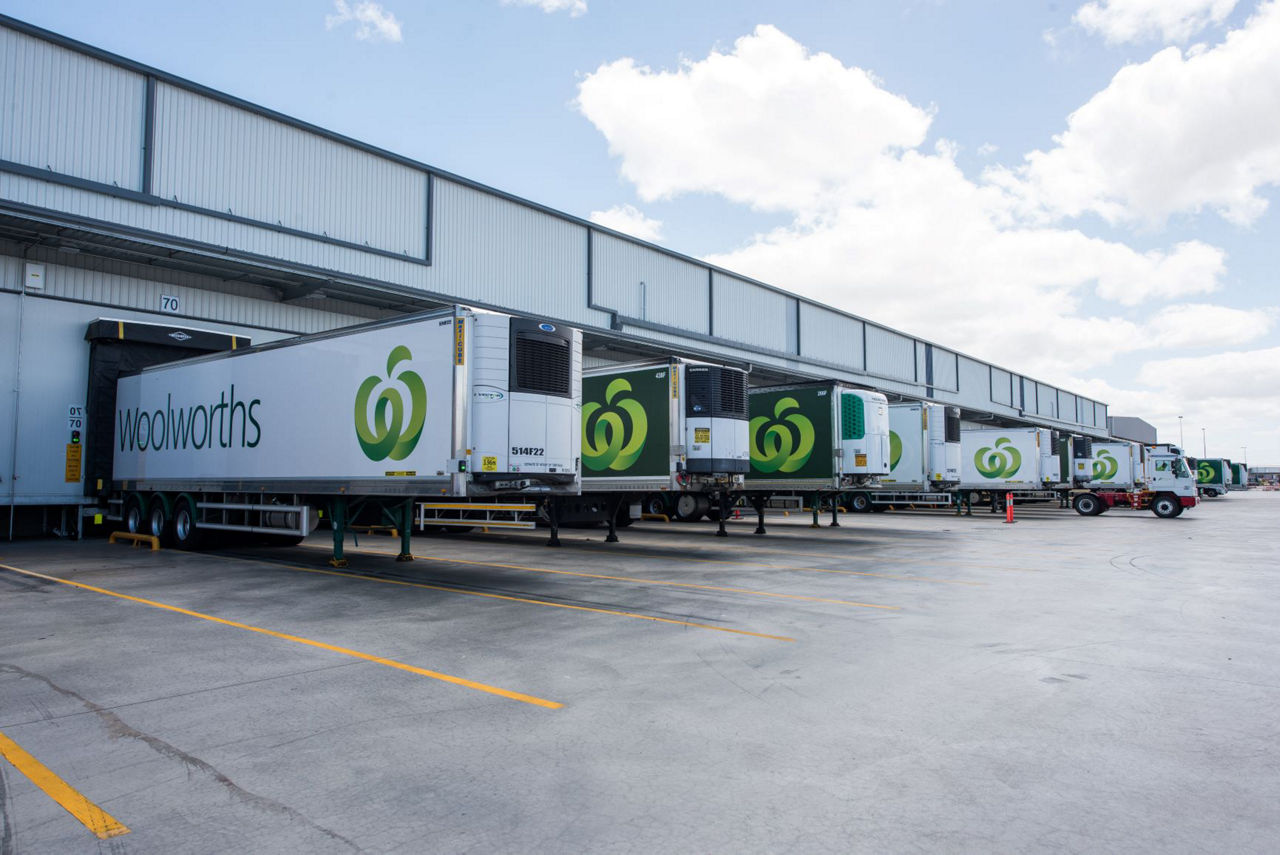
1201,427,1207,458
1178,415,1184,449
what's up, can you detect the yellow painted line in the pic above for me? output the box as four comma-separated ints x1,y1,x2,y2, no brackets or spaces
0,562,561,710
305,544,899,610
0,730,130,840
210,553,795,642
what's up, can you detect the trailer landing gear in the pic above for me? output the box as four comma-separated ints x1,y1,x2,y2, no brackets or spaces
750,495,767,535
546,498,561,547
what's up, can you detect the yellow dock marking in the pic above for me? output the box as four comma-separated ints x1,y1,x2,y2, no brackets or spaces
0,730,130,839
209,555,797,642
0,562,562,710
300,544,900,609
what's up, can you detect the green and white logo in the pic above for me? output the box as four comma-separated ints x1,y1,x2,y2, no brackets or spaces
974,437,1022,480
1197,460,1217,483
582,378,648,471
750,397,816,473
1092,450,1119,480
889,430,902,471
354,346,426,462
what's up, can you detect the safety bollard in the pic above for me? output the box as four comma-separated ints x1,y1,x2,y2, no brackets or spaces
1004,492,1015,524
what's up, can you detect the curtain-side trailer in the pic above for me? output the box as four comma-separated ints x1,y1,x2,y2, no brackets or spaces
575,359,749,535
104,306,583,562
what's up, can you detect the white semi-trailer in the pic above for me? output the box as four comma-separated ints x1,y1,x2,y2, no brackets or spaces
107,306,583,561
958,426,1069,511
1070,442,1199,518
576,359,749,537
846,402,961,512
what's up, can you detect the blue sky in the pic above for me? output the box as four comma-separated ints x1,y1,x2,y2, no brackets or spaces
4,0,1278,463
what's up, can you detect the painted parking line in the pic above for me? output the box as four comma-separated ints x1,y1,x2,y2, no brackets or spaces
0,562,562,710
0,729,130,840
207,554,798,642
298,543,902,609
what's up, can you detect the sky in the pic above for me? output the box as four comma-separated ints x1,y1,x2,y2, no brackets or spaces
3,0,1278,464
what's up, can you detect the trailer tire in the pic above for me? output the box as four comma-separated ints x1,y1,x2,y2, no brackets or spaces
1151,494,1180,518
848,492,873,513
1073,493,1103,516
171,498,203,550
642,494,668,517
123,495,145,534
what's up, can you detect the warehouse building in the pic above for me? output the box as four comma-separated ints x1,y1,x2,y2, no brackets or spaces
1,14,1112,536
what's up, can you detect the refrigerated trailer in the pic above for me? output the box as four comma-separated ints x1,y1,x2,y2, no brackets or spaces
743,382,889,530
1070,442,1198,517
575,359,749,534
103,306,583,562
958,426,1068,510
1195,458,1231,497
1230,462,1248,491
846,402,960,512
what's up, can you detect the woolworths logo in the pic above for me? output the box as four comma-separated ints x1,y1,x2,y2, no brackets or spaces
1092,450,1119,480
582,378,648,471
751,397,815,473
889,430,903,471
974,438,1022,479
354,346,426,462
1197,460,1216,483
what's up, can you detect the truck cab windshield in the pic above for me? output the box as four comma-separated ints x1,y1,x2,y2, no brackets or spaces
1173,458,1191,478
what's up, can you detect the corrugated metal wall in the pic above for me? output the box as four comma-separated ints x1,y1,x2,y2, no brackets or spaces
591,231,709,333
711,272,791,353
932,348,958,391
990,366,1013,405
865,325,916,382
798,303,862,368
0,28,144,189
153,84,427,258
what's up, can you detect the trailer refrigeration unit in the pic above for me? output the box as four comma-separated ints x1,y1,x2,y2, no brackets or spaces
958,427,1066,509
744,382,890,531
1230,462,1249,491
1195,458,1231,497
103,306,583,562
574,359,749,537
846,402,960,512
1070,442,1199,518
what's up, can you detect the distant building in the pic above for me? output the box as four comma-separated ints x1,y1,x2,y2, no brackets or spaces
1108,416,1157,445
1250,466,1279,487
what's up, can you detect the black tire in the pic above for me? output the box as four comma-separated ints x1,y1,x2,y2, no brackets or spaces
171,498,204,550
123,495,145,534
1073,493,1102,516
848,492,873,513
1151,494,1180,518
674,493,709,522
146,499,171,544
642,494,668,517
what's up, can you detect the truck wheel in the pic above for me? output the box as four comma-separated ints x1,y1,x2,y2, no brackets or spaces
1151,494,1180,518
674,493,709,522
849,492,873,513
642,494,668,517
123,496,145,534
1073,494,1101,516
171,498,204,550
147,500,170,543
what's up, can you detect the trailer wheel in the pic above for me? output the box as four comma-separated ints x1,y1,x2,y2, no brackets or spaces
123,496,145,534
674,493,709,522
169,499,199,549
642,494,668,517
848,492,873,513
1151,494,1180,518
146,499,171,543
1073,493,1102,516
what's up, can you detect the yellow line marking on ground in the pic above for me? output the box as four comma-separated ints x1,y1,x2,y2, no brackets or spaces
301,544,901,609
0,730,130,839
206,554,797,641
0,562,562,710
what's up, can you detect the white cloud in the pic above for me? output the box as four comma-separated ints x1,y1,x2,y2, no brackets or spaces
589,204,664,242
325,0,402,42
1138,345,1280,399
501,0,588,17
1074,0,1239,44
576,25,933,214
993,1,1280,226
1142,303,1275,348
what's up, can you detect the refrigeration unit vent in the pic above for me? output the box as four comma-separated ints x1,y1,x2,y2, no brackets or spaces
685,366,748,420
511,332,571,398
840,394,865,441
